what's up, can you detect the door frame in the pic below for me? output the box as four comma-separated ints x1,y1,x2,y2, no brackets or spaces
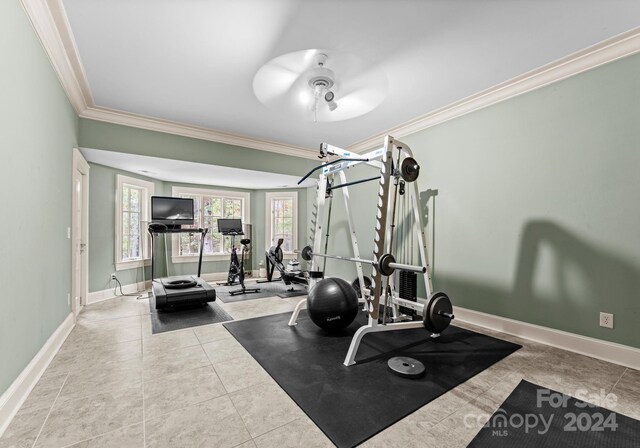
72,148,90,316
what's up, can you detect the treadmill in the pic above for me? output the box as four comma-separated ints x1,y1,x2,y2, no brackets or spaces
147,198,216,309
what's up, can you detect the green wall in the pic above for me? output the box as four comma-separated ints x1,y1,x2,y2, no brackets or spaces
78,119,316,177
88,163,308,292
0,0,78,394
88,164,164,292
319,53,640,348
80,116,315,293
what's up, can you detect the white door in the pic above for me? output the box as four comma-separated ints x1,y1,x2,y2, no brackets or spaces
72,149,90,316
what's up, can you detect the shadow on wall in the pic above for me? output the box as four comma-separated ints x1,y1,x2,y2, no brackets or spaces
437,219,640,347
420,188,438,273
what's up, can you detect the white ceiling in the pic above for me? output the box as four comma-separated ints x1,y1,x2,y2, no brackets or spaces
63,0,640,150
80,148,317,189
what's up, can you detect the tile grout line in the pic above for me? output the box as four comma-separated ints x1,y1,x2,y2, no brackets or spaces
30,374,69,448
57,422,143,448
249,414,308,445
424,340,551,431
140,340,233,422
225,391,253,445
141,312,147,448
203,335,259,445
608,367,627,396
53,307,146,447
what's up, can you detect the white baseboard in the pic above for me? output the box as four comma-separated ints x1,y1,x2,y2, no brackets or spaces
87,280,152,304
0,313,75,437
453,306,640,370
86,271,262,303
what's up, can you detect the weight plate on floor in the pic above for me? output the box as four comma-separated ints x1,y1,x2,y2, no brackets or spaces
387,356,426,379
423,291,454,333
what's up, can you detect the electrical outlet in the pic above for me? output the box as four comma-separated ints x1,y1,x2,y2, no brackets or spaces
111,273,117,280
67,293,70,306
599,312,614,329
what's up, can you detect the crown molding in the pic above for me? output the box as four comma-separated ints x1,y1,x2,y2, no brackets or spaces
20,0,92,114
347,27,640,153
20,0,318,160
21,0,640,159
80,106,318,159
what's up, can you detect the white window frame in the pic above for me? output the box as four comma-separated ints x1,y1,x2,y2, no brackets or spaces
115,175,154,271
265,191,298,256
171,186,251,263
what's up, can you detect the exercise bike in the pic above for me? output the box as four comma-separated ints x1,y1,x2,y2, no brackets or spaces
217,218,260,295
229,238,260,296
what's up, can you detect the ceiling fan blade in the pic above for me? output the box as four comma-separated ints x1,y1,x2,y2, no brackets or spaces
253,49,323,105
253,63,301,103
253,48,388,122
334,62,388,100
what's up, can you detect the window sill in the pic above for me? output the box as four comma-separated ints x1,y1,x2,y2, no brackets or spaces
283,252,300,260
171,254,229,264
116,258,151,271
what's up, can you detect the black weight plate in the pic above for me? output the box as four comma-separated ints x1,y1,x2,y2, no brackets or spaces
423,291,453,333
401,157,420,182
301,245,313,261
387,356,426,379
351,276,372,298
378,253,396,276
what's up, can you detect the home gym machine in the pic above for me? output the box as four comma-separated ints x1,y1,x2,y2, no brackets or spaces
217,218,260,295
258,238,308,288
288,135,454,368
148,223,216,310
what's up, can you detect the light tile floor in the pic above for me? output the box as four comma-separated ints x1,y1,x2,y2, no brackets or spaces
1,293,638,448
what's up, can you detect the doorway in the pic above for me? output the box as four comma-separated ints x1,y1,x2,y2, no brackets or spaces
72,148,90,317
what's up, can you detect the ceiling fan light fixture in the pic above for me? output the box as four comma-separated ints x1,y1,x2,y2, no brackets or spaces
325,90,338,111
252,48,388,122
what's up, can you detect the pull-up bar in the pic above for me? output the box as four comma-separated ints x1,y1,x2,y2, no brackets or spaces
297,157,370,185
328,176,379,192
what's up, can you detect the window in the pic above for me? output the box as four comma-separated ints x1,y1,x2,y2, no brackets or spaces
266,191,298,253
115,175,154,270
171,186,250,262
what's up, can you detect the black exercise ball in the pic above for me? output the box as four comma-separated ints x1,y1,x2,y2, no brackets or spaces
307,277,359,331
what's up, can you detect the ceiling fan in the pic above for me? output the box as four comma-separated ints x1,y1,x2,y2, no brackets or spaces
253,49,388,123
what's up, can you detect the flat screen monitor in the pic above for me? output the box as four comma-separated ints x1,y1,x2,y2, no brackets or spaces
151,196,195,226
217,218,244,235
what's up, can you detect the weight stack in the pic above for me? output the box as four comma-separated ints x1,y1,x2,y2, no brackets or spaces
398,271,417,316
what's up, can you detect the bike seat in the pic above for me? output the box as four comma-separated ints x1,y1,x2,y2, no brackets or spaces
240,238,251,245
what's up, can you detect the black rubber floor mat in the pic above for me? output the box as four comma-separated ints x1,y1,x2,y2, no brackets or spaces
149,299,233,334
216,281,306,302
224,311,521,448
468,379,640,447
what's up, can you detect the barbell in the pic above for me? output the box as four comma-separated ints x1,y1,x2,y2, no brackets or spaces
300,245,426,276
348,276,454,333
